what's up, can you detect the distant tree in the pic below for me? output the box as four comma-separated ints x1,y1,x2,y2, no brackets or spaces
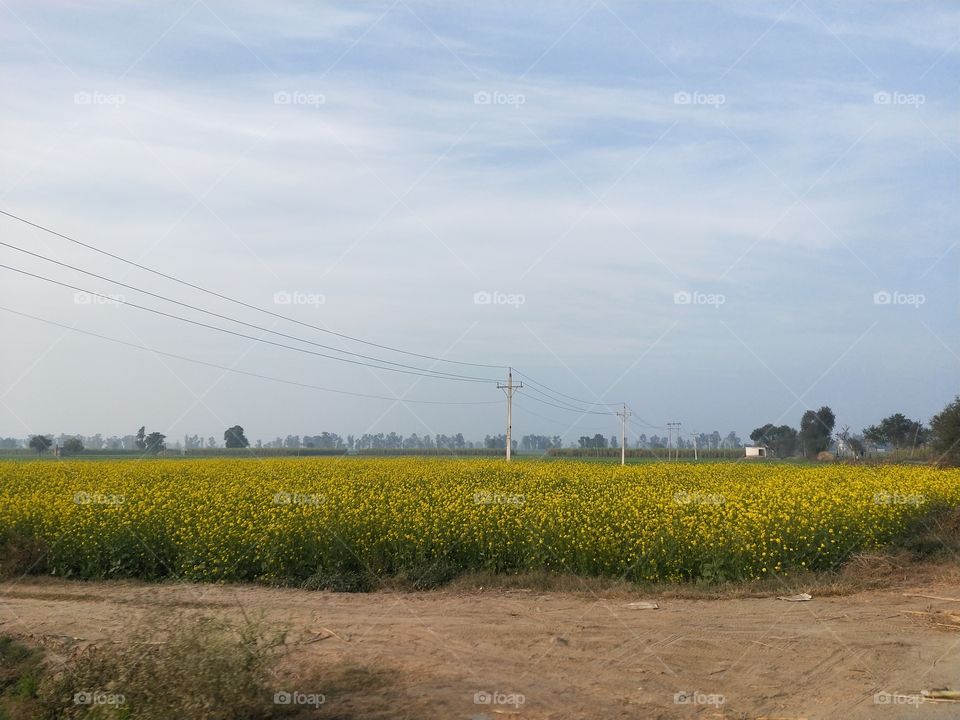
62,437,84,454
135,426,146,451
144,432,166,454
28,434,52,455
723,431,742,449
207,436,217,449
749,424,798,458
930,396,960,466
799,406,835,458
224,425,250,449
863,413,928,451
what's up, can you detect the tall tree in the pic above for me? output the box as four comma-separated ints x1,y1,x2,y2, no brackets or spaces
224,425,250,449
28,434,52,455
749,424,798,458
144,432,166,454
863,413,928,450
135,426,146,451
799,406,835,458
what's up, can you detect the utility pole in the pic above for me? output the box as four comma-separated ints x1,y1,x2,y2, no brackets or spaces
497,367,523,462
616,404,631,466
667,422,682,461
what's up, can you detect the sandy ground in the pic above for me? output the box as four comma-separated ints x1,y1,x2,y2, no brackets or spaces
2,578,960,719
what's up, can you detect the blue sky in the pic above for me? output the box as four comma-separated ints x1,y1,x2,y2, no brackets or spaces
0,0,957,444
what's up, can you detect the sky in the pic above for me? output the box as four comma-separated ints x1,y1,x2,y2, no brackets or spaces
0,0,957,445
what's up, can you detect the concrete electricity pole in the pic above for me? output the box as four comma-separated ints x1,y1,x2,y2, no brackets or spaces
497,368,523,462
667,422,682,461
616,404,631,466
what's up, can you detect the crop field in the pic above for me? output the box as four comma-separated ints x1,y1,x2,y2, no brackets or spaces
1,458,958,585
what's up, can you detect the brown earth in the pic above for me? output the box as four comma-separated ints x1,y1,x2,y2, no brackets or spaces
3,576,960,719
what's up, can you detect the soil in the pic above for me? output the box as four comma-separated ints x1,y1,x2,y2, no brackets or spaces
3,576,960,719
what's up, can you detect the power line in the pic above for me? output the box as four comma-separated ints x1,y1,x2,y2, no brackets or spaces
512,369,622,407
514,388,615,416
0,263,496,383
0,239,498,382
0,306,501,406
0,208,507,370
0,211,637,411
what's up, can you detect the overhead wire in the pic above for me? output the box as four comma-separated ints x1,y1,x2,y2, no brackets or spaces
0,240,498,382
0,208,507,369
0,263,495,383
0,306,501,406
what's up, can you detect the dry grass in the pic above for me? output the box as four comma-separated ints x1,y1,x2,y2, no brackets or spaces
0,611,415,720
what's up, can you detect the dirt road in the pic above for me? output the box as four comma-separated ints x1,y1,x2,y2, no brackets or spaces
2,577,960,719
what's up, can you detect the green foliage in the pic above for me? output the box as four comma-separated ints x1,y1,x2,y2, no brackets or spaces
799,406,835,458
749,424,798,458
27,435,52,455
62,437,84,454
864,413,928,450
931,396,960,466
223,426,250,449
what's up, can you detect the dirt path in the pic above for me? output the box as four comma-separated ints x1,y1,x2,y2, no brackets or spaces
2,577,960,719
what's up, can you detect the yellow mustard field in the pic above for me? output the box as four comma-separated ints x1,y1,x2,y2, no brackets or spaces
0,458,958,584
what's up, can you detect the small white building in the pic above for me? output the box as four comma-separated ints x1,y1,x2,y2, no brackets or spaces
745,446,767,458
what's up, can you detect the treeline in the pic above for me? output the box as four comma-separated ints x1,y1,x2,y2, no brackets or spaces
548,447,744,459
